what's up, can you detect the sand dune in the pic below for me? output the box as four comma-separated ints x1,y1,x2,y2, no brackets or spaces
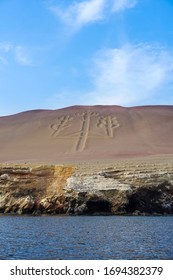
0,105,173,163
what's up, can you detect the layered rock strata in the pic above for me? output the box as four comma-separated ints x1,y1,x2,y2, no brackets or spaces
0,159,173,215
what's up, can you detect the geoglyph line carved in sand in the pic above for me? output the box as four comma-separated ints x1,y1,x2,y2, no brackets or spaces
74,112,120,151
74,111,93,152
50,115,73,137
97,115,120,137
50,112,120,152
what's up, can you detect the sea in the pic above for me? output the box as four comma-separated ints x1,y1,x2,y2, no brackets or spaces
0,215,173,260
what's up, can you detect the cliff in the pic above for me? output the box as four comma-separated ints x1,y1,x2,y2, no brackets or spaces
0,158,173,215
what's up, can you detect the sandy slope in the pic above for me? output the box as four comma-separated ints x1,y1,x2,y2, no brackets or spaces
0,105,173,163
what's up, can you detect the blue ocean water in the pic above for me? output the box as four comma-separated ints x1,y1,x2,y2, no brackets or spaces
0,215,172,260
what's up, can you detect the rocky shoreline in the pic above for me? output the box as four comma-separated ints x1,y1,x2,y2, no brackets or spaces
0,159,173,215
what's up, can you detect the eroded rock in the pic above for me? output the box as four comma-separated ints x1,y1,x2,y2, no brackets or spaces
0,160,173,215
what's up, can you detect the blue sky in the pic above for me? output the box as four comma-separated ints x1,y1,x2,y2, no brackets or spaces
0,0,173,115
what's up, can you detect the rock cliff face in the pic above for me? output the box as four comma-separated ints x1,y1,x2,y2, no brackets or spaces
0,159,173,215
0,165,74,214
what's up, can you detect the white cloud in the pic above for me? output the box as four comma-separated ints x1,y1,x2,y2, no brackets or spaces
112,0,138,12
0,42,12,52
49,0,138,30
0,56,7,65
0,42,12,66
86,44,173,105
15,46,33,66
50,0,106,30
0,42,35,67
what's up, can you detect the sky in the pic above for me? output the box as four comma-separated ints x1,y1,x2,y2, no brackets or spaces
0,0,173,116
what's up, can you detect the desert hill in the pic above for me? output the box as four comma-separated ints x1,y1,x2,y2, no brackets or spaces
0,105,173,163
